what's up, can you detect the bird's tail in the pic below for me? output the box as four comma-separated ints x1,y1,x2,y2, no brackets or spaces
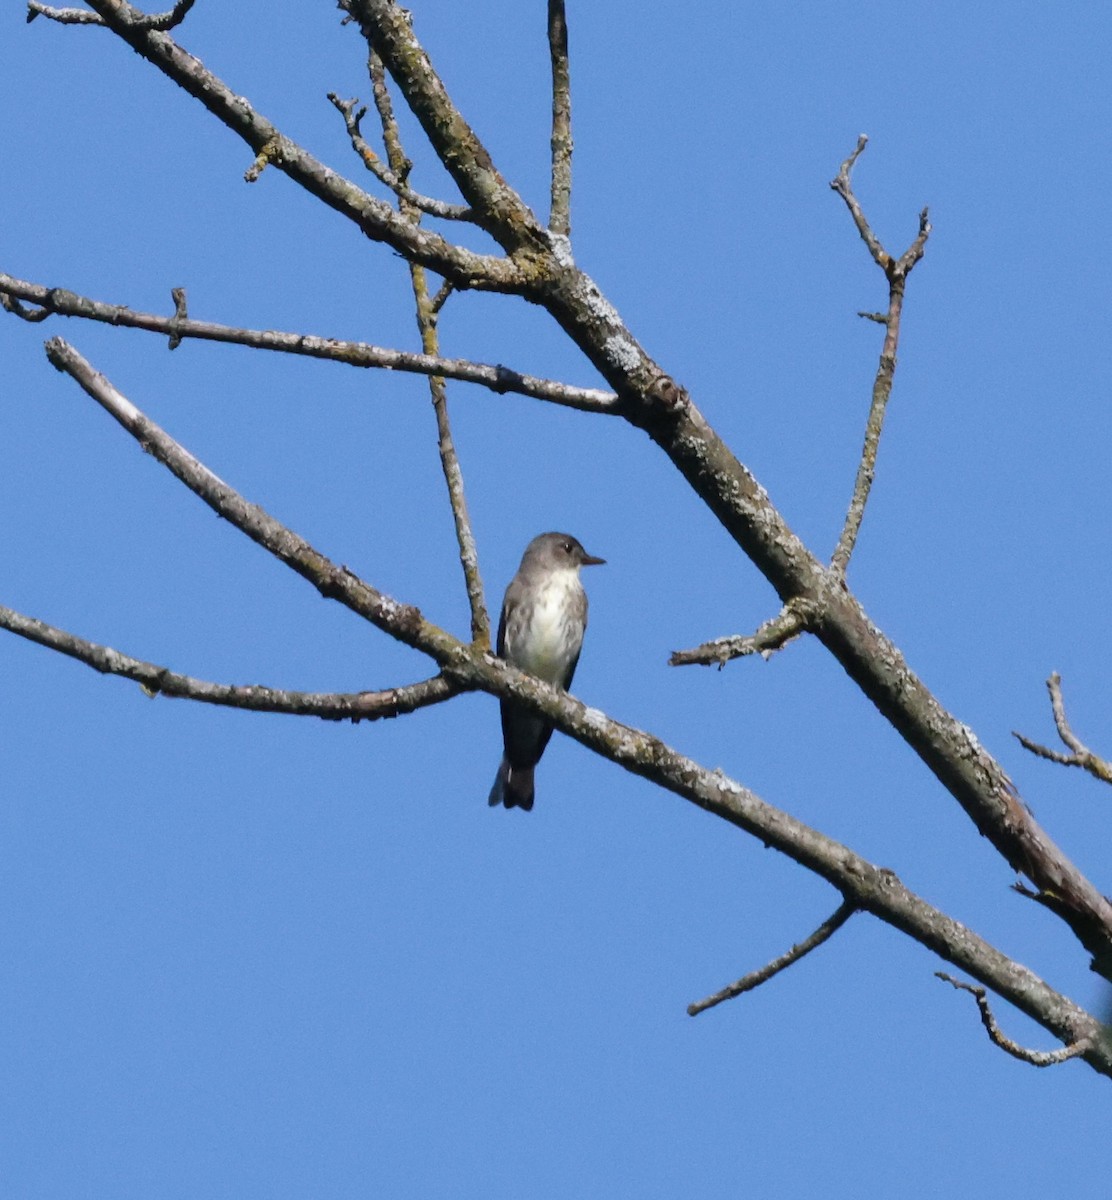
488,758,535,811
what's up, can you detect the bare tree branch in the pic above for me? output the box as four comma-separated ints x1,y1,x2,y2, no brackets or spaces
28,0,194,30
0,605,462,719
368,51,490,647
0,274,619,413
1014,673,1112,786
670,601,812,668
936,974,1095,1067
48,0,1112,983
74,0,523,290
547,0,573,237
33,337,1112,1077
829,136,931,577
327,92,476,222
688,899,857,1016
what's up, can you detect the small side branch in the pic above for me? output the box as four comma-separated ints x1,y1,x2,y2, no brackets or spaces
370,52,490,647
28,0,194,28
547,0,573,237
0,274,619,414
670,601,810,668
689,899,857,1016
1014,673,1112,786
936,974,1093,1067
829,136,931,578
0,605,462,719
327,92,475,222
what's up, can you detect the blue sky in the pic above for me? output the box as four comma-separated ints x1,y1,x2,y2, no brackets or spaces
3,2,1112,1196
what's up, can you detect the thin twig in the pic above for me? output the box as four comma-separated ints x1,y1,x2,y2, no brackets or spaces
28,0,194,28
429,279,455,316
370,52,490,647
936,974,1093,1067
1014,673,1112,786
669,601,812,668
689,900,857,1016
0,604,462,719
547,0,572,237
829,136,931,577
0,275,618,413
327,92,475,222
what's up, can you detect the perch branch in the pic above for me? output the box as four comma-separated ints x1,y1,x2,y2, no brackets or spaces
30,339,1112,1077
936,974,1094,1067
547,0,573,237
0,605,462,719
1014,673,1112,785
830,136,931,577
0,275,618,414
688,899,856,1016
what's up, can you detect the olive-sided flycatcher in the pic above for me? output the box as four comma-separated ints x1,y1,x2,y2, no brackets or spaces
488,532,605,811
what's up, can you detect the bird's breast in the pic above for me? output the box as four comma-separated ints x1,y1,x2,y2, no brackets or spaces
506,573,585,684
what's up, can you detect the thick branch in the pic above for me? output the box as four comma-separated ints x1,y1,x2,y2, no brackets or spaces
0,275,618,414
0,604,461,719
37,337,1112,1076
936,974,1094,1067
547,0,573,237
76,0,522,290
688,899,856,1016
1014,673,1112,786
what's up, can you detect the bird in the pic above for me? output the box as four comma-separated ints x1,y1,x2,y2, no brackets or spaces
488,532,605,811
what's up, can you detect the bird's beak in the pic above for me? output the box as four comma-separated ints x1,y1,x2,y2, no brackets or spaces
581,552,606,566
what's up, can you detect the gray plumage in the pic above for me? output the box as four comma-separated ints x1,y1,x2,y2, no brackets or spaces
488,532,605,811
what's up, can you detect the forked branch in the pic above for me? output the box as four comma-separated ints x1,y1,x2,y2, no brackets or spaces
830,135,931,577
327,91,476,222
1014,673,1112,786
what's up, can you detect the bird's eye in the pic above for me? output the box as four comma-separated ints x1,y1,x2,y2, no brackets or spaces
562,541,572,554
